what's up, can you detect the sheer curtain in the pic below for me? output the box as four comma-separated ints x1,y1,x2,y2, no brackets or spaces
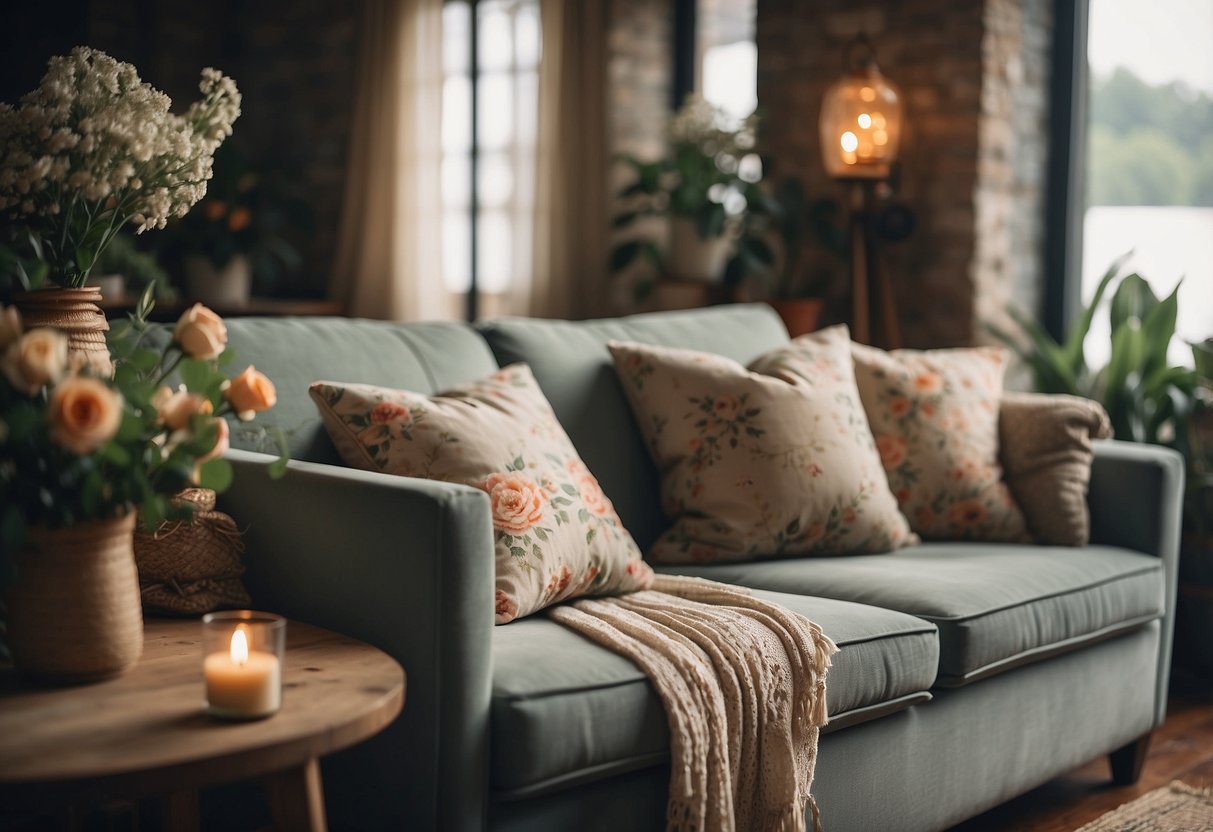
331,0,447,321
524,0,609,319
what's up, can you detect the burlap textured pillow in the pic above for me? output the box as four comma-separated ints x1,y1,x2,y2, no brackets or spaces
848,342,1031,542
999,392,1112,546
609,327,916,563
309,365,653,624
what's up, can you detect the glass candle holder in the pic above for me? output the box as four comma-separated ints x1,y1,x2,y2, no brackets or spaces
201,611,286,720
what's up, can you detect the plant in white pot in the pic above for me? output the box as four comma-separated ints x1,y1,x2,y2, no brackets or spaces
610,98,777,300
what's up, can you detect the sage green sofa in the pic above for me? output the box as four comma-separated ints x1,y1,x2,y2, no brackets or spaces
217,304,1182,832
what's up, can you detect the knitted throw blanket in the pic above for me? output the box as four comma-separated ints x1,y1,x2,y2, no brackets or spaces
547,574,838,832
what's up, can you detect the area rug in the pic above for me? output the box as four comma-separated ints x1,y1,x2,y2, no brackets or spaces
1076,781,1213,831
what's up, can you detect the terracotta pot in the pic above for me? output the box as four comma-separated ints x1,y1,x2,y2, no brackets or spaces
184,254,251,308
666,218,732,282
12,286,112,374
5,514,144,683
767,298,825,338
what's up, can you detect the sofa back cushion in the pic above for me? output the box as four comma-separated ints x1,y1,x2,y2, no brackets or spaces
477,304,790,550
221,317,498,464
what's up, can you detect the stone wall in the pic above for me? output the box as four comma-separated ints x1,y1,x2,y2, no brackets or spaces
756,0,1052,347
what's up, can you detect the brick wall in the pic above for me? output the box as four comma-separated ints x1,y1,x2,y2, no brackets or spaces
757,0,1052,347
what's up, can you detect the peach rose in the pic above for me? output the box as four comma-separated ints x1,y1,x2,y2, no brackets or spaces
174,303,228,360
876,434,908,470
482,472,547,533
574,470,611,517
153,386,214,431
197,417,230,464
545,564,573,598
0,305,21,350
947,499,987,527
225,366,277,420
3,328,68,395
372,401,411,425
842,506,858,524
495,590,519,623
912,371,943,394
48,376,122,455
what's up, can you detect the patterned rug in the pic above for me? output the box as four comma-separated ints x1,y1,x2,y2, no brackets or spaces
1076,781,1213,831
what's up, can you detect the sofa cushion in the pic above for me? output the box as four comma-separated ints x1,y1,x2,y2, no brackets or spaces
477,304,790,552
490,590,938,799
310,365,654,624
607,331,916,562
999,392,1112,546
842,342,1031,542
664,543,1164,686
221,317,497,465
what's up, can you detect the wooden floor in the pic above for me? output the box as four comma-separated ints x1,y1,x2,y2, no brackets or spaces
948,667,1213,832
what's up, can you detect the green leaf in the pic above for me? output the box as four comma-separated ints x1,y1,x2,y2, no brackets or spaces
100,442,131,467
178,358,213,393
197,458,233,492
743,237,775,265
609,241,642,272
561,483,578,496
1108,272,1159,337
1138,280,1180,380
1060,251,1130,378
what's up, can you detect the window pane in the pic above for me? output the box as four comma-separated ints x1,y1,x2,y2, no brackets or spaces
478,6,513,72
442,153,470,209
515,3,541,68
479,152,514,208
443,75,471,152
697,0,757,118
443,1,471,74
478,211,512,293
443,211,472,293
478,73,514,150
1083,0,1213,366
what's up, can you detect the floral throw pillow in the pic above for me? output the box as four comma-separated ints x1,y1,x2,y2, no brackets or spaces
847,342,1030,542
309,365,653,624
609,327,916,564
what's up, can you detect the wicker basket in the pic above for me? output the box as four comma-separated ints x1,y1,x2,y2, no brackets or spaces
5,513,144,682
12,286,113,375
135,488,251,616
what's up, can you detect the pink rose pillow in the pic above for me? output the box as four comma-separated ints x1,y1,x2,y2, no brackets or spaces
309,365,653,623
847,342,1030,542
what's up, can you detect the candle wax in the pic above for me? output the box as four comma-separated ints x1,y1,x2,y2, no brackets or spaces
204,649,281,717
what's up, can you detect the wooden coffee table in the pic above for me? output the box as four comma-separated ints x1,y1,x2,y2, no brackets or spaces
0,618,405,831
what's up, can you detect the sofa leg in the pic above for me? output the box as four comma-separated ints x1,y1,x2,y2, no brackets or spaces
1109,733,1152,785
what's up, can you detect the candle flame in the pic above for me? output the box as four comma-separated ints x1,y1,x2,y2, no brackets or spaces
230,626,249,665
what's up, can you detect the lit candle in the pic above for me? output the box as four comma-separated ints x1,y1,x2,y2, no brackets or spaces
204,624,282,718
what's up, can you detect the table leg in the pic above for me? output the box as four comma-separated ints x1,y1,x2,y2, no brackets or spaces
262,757,327,832
164,789,200,832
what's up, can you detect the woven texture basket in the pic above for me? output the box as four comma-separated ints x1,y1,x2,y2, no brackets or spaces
12,286,113,374
134,488,251,616
5,513,144,682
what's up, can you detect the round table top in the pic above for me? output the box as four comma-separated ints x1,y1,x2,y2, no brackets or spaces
0,617,404,796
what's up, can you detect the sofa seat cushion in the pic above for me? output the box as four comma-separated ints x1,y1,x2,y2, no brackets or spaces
665,543,1164,686
490,590,938,799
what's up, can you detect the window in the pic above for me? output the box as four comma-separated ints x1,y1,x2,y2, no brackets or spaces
441,0,540,320
1080,0,1213,364
697,0,756,119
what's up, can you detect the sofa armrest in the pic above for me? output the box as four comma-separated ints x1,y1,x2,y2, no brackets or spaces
218,448,494,831
1087,439,1185,725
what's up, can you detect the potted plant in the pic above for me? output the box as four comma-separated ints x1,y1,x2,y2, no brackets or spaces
0,293,288,681
90,232,174,301
991,254,1213,674
160,144,307,307
0,47,241,369
610,97,776,299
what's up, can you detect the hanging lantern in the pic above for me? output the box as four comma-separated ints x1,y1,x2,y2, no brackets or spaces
819,35,903,180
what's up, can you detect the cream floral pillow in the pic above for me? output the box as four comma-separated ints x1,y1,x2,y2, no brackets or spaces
848,342,1030,541
610,327,916,563
309,365,653,624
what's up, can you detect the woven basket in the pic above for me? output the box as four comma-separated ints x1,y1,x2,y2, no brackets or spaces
5,513,144,682
135,488,251,616
12,286,113,375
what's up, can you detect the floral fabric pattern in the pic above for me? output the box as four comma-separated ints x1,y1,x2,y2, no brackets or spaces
847,341,1031,542
310,365,652,623
609,327,916,563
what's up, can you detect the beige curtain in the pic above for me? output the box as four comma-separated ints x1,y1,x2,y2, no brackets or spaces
525,0,609,319
331,0,446,321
